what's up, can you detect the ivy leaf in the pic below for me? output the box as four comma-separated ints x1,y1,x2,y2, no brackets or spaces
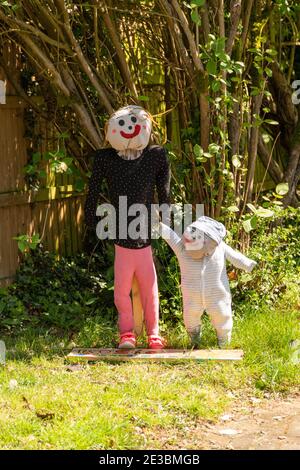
75,179,85,192
32,152,41,164
191,0,205,6
227,206,239,213
266,49,277,56
17,241,28,253
264,119,279,125
191,9,201,25
138,95,149,101
232,155,241,168
208,143,220,154
275,182,289,196
242,216,257,233
207,60,217,76
193,144,203,157
256,207,274,218
211,80,221,92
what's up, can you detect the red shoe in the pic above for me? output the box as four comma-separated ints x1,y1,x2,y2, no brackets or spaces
148,335,165,350
118,332,136,349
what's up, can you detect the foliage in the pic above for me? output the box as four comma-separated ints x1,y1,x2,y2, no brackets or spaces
0,281,299,449
2,207,299,338
0,247,116,333
0,0,299,214
155,206,300,326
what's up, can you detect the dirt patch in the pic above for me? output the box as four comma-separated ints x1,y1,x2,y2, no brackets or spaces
144,393,300,450
198,393,300,449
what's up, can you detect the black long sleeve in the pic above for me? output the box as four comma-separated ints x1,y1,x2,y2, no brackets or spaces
84,145,170,248
155,147,171,223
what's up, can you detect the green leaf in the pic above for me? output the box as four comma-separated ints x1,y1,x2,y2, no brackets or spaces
191,0,205,6
208,143,220,154
232,155,241,168
17,241,28,253
193,144,203,157
207,60,217,76
211,80,221,92
266,49,277,56
31,234,40,243
242,216,257,233
32,152,41,164
191,9,201,24
138,95,149,101
264,119,279,125
75,179,85,192
250,87,261,96
265,67,273,77
227,206,239,213
85,297,98,306
275,182,289,196
256,207,274,218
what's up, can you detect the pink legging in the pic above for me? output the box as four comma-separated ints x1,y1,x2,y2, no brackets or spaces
114,244,159,336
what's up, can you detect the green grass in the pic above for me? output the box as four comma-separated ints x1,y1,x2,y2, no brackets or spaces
0,278,299,450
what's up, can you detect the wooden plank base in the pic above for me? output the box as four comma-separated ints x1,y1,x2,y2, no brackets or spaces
66,348,244,362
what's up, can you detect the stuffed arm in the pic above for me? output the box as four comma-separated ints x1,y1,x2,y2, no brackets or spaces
160,222,183,258
156,148,171,225
223,242,257,272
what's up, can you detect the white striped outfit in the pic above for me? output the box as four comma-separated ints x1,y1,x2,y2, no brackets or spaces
160,223,256,345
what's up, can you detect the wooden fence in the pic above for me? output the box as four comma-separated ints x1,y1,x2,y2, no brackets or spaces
0,42,85,287
0,94,85,286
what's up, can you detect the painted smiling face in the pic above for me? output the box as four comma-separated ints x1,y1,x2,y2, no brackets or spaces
183,226,217,259
106,105,152,151
182,216,226,259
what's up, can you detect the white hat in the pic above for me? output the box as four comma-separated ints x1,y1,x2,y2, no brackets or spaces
190,216,226,244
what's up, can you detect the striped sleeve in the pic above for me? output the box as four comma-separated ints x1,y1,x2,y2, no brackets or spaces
160,222,183,257
223,243,257,272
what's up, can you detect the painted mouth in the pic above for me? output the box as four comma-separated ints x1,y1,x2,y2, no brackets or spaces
183,235,193,244
120,124,141,139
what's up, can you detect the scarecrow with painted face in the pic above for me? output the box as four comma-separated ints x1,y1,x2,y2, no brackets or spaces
84,105,170,349
160,217,257,347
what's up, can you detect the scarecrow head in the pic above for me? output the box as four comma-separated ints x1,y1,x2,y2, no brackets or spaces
182,216,226,259
105,105,152,151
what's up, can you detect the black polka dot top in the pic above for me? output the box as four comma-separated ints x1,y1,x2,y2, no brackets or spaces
84,145,171,249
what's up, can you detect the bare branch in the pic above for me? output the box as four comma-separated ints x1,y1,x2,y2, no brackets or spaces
226,0,242,56
170,0,205,74
100,2,138,101
54,0,114,113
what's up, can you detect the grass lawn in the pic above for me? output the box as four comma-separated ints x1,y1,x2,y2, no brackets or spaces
0,279,299,450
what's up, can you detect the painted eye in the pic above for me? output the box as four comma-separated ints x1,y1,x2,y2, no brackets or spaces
118,119,125,126
131,116,137,123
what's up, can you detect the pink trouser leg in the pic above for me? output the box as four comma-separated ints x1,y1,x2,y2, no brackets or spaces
114,245,135,334
134,247,159,336
114,245,159,336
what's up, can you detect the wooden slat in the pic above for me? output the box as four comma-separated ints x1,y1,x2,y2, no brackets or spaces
0,187,85,208
67,348,244,362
